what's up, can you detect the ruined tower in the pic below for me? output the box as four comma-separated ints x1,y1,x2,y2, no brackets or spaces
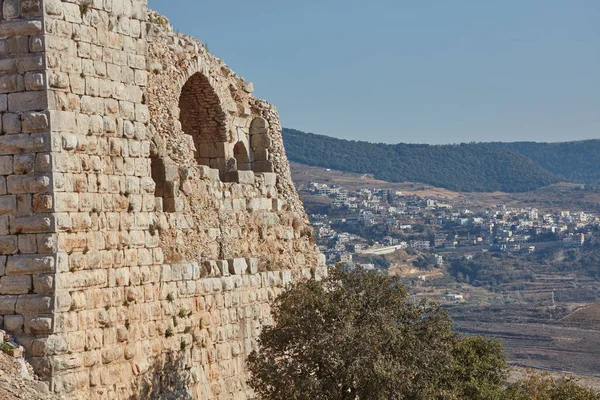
0,0,324,398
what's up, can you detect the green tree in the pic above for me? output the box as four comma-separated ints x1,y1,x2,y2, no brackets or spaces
247,267,505,399
505,370,600,400
449,336,508,399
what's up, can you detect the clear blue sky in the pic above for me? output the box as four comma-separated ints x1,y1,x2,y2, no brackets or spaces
148,0,599,144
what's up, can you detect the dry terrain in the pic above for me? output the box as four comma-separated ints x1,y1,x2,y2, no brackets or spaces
450,303,600,382
0,351,55,400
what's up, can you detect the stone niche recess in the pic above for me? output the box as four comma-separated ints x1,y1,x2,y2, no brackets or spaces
0,1,325,399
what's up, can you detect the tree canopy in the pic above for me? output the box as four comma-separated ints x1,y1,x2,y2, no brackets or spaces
247,267,507,399
247,266,600,399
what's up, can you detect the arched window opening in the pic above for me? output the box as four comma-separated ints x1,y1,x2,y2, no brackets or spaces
249,117,274,173
234,142,250,171
178,72,228,171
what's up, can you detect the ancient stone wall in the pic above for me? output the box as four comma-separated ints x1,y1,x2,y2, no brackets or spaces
0,1,324,398
0,0,55,383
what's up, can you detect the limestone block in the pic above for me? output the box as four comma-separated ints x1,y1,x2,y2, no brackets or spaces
222,170,255,185
262,172,277,186
15,295,52,314
253,148,269,161
0,95,7,112
7,174,50,194
208,168,220,181
16,54,43,74
246,258,259,274
281,270,293,285
5,254,55,275
135,104,149,123
51,370,88,394
44,0,63,15
29,36,43,53
26,316,52,334
257,212,280,227
0,74,24,94
0,235,18,254
0,196,16,215
4,315,23,332
53,353,83,371
253,161,274,173
251,134,271,149
0,20,43,37
0,275,31,294
13,153,35,174
2,113,21,134
8,36,29,55
2,0,20,20
222,276,234,291
8,91,46,112
21,112,48,133
228,258,247,275
0,132,50,155
247,198,271,212
50,111,77,133
33,274,54,294
272,199,286,212
0,296,17,314
24,72,45,91
216,260,229,277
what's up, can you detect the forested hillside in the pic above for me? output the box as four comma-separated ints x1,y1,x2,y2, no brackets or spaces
282,128,560,192
489,140,600,183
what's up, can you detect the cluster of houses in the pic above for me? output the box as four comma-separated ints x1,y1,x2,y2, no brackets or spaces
300,183,600,266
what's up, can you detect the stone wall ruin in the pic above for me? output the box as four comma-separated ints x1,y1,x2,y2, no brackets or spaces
0,1,324,398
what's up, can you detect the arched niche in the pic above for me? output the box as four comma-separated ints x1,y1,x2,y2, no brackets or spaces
233,141,251,171
249,117,274,173
178,72,228,171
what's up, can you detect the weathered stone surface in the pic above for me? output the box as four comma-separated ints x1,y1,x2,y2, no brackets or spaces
4,315,24,332
0,275,31,295
8,91,46,112
0,196,16,215
228,258,247,275
0,133,50,155
15,295,52,314
0,296,17,314
5,255,55,275
12,215,53,233
0,21,43,38
0,5,323,399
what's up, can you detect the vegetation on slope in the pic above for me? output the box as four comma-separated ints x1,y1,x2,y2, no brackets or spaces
282,128,560,192
248,266,600,399
490,140,600,184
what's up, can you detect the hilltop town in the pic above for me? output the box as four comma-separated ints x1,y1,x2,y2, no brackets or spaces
300,180,597,267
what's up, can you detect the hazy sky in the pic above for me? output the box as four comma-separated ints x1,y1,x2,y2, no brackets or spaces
148,0,599,144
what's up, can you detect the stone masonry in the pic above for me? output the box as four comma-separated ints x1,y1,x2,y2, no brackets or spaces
0,1,324,398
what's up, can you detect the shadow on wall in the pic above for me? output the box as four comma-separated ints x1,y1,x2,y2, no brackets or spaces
130,351,194,400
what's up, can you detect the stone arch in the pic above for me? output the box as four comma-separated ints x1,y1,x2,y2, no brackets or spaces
249,117,274,173
233,141,250,171
178,72,228,171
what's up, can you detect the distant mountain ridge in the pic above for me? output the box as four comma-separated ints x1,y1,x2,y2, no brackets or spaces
282,128,599,193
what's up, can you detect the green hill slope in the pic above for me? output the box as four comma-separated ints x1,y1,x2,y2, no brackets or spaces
489,140,600,184
282,128,560,193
